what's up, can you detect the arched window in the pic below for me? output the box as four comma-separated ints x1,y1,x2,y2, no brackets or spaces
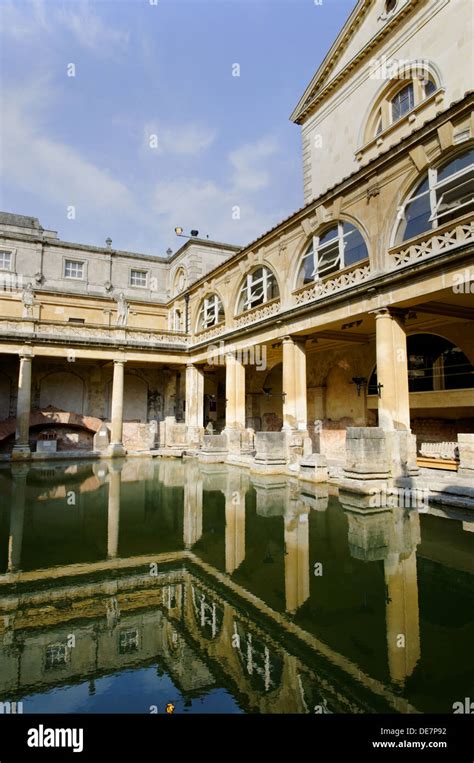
197,293,225,331
368,67,440,140
368,334,474,393
296,221,368,288
236,266,279,314
395,148,474,242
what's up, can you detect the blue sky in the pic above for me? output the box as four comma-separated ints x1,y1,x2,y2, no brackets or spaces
0,0,355,256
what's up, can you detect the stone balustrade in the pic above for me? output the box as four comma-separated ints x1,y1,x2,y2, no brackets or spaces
388,215,474,270
0,317,189,348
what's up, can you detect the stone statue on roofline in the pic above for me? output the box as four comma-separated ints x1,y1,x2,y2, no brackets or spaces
21,282,34,318
115,292,129,327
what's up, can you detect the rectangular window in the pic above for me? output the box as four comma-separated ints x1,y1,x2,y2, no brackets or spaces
119,629,139,654
130,269,148,287
0,251,12,270
45,643,68,670
391,83,414,123
64,259,84,279
68,317,85,324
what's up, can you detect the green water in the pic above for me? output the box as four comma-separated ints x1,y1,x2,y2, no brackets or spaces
0,457,472,714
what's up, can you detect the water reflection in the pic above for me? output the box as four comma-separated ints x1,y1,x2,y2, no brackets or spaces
0,459,472,714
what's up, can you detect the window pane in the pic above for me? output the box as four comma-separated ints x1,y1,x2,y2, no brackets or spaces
437,149,474,182
64,260,84,279
342,223,368,266
130,269,147,286
0,251,11,270
391,83,414,122
423,78,436,97
400,176,431,241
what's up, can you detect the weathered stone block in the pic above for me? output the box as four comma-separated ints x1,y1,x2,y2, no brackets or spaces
344,427,390,479
254,432,287,464
458,433,474,477
299,453,328,483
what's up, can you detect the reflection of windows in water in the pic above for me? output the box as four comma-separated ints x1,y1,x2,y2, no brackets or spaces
45,643,68,670
119,629,139,654
191,585,223,640
233,620,283,693
164,585,178,609
297,671,333,714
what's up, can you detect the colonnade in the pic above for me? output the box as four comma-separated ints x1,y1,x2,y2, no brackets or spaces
7,308,411,458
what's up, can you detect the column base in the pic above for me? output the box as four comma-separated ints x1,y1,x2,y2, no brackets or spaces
105,443,126,458
11,446,31,461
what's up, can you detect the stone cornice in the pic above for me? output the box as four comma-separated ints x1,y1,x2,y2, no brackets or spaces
291,0,423,125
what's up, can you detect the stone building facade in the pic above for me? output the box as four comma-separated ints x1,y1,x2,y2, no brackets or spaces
0,0,473,487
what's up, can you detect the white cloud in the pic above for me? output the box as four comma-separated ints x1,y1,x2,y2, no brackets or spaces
229,136,279,191
1,81,142,226
57,2,130,54
151,136,283,245
143,122,217,156
0,0,129,55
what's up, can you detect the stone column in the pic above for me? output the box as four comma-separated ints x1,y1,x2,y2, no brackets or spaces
8,465,28,572
12,352,33,458
225,353,245,430
109,359,126,457
185,363,204,447
107,464,122,558
282,336,307,431
374,309,410,431
225,472,246,574
224,353,246,455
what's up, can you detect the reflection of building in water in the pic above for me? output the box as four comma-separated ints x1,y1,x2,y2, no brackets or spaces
1,461,471,714
340,491,421,687
0,552,416,714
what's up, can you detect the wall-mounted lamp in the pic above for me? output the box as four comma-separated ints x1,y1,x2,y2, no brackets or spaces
262,387,287,401
376,382,384,398
351,376,368,397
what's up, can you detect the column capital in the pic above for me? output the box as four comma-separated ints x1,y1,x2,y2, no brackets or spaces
18,350,34,360
113,358,126,366
371,307,408,321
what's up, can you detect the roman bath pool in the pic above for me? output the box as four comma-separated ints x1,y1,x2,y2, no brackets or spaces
0,458,472,714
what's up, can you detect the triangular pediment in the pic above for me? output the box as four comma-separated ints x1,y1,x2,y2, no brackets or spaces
291,0,414,124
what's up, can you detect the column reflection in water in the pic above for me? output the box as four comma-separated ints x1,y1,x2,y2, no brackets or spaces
252,474,329,614
284,482,329,615
8,464,29,572
340,490,421,687
224,469,248,574
183,460,203,549
107,461,124,559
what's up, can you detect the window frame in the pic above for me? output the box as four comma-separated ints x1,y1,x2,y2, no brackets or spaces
63,258,85,281
198,293,225,330
297,221,369,287
390,82,415,124
236,266,278,314
395,149,474,243
129,268,149,288
0,250,12,271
